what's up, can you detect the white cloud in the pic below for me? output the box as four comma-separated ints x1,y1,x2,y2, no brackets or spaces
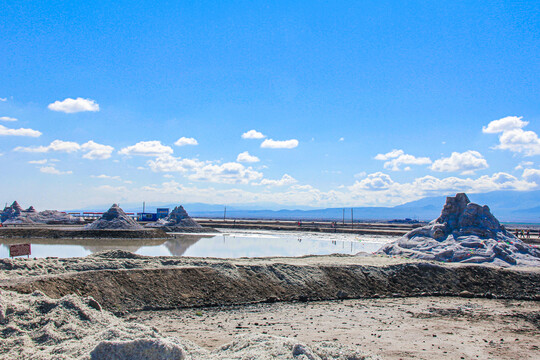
147,155,263,184
147,155,206,173
81,141,114,160
522,168,540,184
494,128,540,156
91,174,122,181
0,116,17,122
0,124,41,137
15,139,80,153
0,98,6,102
483,116,540,156
174,137,198,146
257,174,297,187
39,166,72,175
47,97,99,113
236,151,260,163
15,139,112,159
339,137,344,142
118,141,173,157
163,174,174,178
515,161,534,170
482,116,528,134
352,172,395,190
241,130,266,139
431,151,488,174
28,159,48,164
261,139,299,149
374,149,404,161
375,149,431,171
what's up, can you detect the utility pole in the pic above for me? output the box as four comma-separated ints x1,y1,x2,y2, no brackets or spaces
224,206,227,221
143,201,145,213
342,208,345,225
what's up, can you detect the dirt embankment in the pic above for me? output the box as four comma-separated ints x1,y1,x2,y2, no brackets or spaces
0,227,169,239
1,251,538,315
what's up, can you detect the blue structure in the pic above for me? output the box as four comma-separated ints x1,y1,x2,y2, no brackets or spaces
156,208,169,219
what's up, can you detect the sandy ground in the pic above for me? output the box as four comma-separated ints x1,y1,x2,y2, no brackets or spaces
131,297,540,360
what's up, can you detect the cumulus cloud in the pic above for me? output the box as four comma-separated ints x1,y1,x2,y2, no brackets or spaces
118,141,173,156
495,128,540,156
522,168,540,184
0,124,41,137
257,174,297,187
236,151,260,163
374,149,404,161
15,139,113,159
174,137,198,146
15,140,80,153
0,116,17,122
261,139,299,149
39,166,72,175
431,151,488,174
0,98,6,102
147,154,263,184
47,97,99,113
339,137,344,141
374,149,431,171
241,130,266,139
81,141,114,160
482,116,528,133
352,172,395,190
483,116,540,156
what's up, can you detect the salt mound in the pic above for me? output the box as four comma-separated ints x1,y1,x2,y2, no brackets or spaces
1,201,83,225
0,290,378,359
86,204,143,230
378,193,540,266
146,205,202,230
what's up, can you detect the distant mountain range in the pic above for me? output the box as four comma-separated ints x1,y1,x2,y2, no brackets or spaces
67,190,540,224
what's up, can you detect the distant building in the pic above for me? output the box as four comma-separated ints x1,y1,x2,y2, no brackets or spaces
156,208,169,219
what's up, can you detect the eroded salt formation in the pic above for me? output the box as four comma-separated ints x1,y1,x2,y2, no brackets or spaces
85,204,143,230
146,205,204,231
0,201,83,225
378,193,540,266
0,290,377,360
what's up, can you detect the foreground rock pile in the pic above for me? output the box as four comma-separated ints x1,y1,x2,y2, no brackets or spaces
86,204,143,230
0,289,377,359
0,201,83,225
146,205,207,232
378,193,540,266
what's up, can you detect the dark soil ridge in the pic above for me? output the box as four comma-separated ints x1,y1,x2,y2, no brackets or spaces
2,260,538,315
0,227,169,239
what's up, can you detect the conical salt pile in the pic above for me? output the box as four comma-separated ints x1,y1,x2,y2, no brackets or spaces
378,193,540,266
146,205,203,231
1,201,24,223
85,204,143,230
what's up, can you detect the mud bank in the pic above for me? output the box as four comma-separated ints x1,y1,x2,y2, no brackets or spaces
0,227,169,239
1,251,538,314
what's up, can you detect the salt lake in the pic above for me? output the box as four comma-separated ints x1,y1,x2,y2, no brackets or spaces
0,229,396,259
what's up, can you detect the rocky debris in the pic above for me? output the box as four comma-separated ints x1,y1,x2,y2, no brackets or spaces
86,204,143,230
146,205,210,232
0,289,377,359
378,193,540,266
1,201,83,225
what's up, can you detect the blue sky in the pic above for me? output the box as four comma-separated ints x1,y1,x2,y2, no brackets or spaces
1,1,539,210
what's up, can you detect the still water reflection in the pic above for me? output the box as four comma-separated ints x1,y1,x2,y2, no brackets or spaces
0,229,395,259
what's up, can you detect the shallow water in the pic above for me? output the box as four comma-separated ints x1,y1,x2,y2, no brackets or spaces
0,229,396,259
